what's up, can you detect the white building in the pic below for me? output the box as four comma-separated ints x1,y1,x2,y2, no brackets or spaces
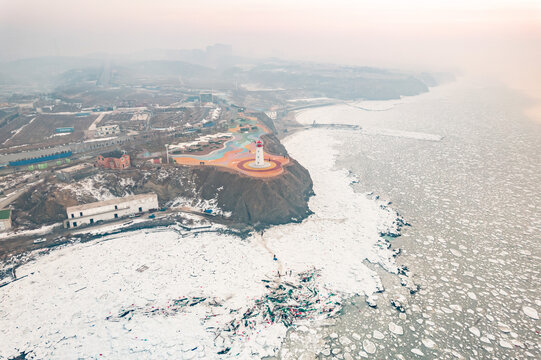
64,193,158,228
96,124,120,137
265,111,277,120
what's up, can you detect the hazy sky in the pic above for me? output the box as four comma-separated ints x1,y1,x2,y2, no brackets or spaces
1,0,540,93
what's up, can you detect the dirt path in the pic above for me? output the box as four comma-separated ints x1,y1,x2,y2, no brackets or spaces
87,112,110,131
258,232,284,276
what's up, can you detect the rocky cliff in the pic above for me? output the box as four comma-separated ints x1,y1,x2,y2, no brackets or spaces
188,158,313,227
11,132,313,230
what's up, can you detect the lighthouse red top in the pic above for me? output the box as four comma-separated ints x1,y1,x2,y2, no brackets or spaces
256,140,263,147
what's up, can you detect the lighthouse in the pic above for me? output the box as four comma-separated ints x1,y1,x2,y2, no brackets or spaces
255,140,265,166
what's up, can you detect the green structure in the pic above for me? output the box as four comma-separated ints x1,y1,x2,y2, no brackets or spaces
0,209,12,231
0,209,10,219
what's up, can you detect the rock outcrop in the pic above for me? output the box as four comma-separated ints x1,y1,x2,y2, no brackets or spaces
189,158,313,228
11,131,314,229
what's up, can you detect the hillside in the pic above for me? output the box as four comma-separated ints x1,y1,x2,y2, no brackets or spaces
11,133,313,230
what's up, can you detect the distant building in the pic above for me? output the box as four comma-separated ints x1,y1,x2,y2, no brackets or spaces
199,93,213,103
56,163,96,182
96,124,120,137
265,111,277,120
64,193,158,228
147,158,163,165
56,127,74,133
97,151,130,169
8,151,72,167
17,103,34,113
0,209,12,232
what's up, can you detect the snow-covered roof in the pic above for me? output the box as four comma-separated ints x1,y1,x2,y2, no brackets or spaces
66,193,157,213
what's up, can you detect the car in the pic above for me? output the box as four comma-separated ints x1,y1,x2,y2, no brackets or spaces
148,214,156,219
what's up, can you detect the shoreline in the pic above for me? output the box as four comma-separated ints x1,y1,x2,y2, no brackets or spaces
0,108,409,358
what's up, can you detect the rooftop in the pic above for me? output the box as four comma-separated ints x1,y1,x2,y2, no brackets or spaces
66,193,157,213
100,150,125,159
0,209,11,220
58,163,91,173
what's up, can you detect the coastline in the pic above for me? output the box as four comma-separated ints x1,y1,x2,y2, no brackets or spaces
288,79,541,359
0,104,408,358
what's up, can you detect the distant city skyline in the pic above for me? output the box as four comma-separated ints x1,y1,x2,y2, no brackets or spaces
1,0,540,95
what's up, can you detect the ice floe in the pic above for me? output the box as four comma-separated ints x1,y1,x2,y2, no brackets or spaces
522,306,539,320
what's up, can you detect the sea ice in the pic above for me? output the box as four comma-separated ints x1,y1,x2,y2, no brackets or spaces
469,327,481,337
522,306,539,320
449,249,462,257
422,338,436,349
388,322,404,335
362,339,376,354
0,129,403,358
498,339,513,349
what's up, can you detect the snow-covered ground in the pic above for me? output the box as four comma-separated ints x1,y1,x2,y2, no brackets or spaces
170,190,231,217
83,136,117,143
0,223,61,240
2,116,36,145
60,174,127,201
0,171,38,193
0,128,402,358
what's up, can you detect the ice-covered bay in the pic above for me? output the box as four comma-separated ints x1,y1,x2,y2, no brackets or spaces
0,129,401,358
286,79,541,359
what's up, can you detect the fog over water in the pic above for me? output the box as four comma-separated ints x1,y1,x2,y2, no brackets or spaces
1,0,540,113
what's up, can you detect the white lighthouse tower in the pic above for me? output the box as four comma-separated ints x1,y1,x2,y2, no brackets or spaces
255,140,265,167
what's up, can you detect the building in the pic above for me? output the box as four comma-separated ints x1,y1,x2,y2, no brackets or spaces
147,158,163,165
199,92,213,103
56,163,96,182
56,127,74,133
97,151,130,169
96,124,120,137
255,140,265,167
8,151,72,167
64,193,158,228
0,209,12,232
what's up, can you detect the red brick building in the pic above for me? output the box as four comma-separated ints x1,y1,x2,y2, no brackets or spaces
96,151,130,169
